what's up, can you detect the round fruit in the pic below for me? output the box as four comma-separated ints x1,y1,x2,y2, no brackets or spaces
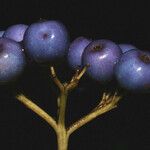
68,36,91,70
23,20,69,63
0,38,26,83
82,39,122,82
3,24,28,42
118,43,137,53
115,49,150,91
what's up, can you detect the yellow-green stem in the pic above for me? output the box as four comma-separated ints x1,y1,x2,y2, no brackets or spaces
58,90,68,125
57,88,69,150
57,127,69,150
16,66,121,150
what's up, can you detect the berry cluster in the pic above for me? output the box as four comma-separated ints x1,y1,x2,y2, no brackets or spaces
0,20,150,91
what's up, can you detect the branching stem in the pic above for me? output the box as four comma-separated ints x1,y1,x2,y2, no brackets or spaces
16,94,58,133
16,66,121,150
67,92,121,136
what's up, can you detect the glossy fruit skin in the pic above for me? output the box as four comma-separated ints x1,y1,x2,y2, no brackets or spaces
23,20,69,63
118,43,137,53
0,38,26,83
3,24,28,42
0,31,5,37
68,37,91,70
115,49,150,91
82,39,122,82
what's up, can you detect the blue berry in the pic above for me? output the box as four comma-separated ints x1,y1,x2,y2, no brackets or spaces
82,39,122,82
3,24,28,42
23,20,69,63
68,36,91,70
118,43,137,53
0,38,26,83
0,31,5,37
115,49,150,91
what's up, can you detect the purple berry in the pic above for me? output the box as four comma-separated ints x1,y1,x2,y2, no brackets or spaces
115,49,150,91
3,24,28,42
0,31,5,37
82,39,122,82
0,38,26,83
23,20,69,63
118,43,137,53
68,37,91,70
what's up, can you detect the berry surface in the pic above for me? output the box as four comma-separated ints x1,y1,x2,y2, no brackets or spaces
68,36,91,70
82,39,122,82
118,43,137,53
0,31,5,37
3,24,28,42
23,20,69,63
115,49,150,91
0,38,26,83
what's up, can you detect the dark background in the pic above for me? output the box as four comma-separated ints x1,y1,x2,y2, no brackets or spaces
0,0,150,150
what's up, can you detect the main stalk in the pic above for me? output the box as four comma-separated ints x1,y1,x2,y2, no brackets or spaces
57,88,69,150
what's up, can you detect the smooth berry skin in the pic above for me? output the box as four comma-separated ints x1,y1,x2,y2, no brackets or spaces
23,20,69,63
115,49,150,91
68,37,91,70
0,31,5,37
3,24,28,42
0,38,26,83
82,39,122,82
119,43,137,53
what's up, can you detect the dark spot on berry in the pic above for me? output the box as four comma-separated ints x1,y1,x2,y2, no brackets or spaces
92,44,103,51
139,53,150,64
42,33,49,39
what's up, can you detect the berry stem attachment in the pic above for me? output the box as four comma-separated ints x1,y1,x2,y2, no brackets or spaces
66,65,89,91
50,66,89,150
50,66,64,91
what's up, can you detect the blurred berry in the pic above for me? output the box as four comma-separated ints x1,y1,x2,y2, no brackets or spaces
0,38,26,83
0,31,5,37
68,36,91,70
3,24,28,42
118,43,137,53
